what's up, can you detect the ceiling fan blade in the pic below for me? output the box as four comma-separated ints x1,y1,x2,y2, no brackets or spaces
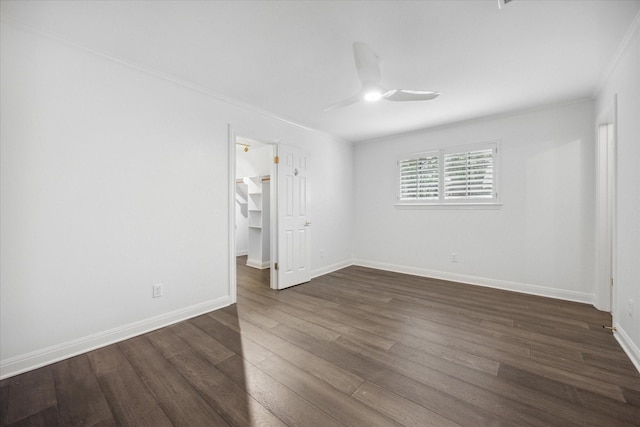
353,42,381,84
323,94,361,112
383,89,440,102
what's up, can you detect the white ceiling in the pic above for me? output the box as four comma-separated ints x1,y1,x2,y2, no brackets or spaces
2,0,639,142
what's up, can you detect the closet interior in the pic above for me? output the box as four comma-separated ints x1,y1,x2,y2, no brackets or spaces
235,141,272,269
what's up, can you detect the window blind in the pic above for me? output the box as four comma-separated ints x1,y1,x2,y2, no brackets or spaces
399,155,439,200
397,142,498,205
444,148,494,199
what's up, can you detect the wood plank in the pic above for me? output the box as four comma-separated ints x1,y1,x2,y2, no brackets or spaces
257,354,402,427
267,324,514,427
237,293,341,341
353,381,461,427
234,304,280,329
497,363,640,426
337,336,580,427
389,340,633,425
509,319,619,347
170,321,235,365
530,349,640,392
6,406,60,427
346,300,533,358
190,313,274,365
582,351,640,376
482,319,632,363
269,323,392,381
87,345,173,427
369,365,510,427
240,287,398,352
325,303,500,375
3,367,57,425
0,381,9,425
210,308,365,395
49,355,115,426
297,276,394,305
337,267,594,330
216,354,344,427
119,336,230,426
622,387,640,407
146,328,286,427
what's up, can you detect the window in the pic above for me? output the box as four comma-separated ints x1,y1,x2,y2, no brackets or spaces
397,142,499,206
399,153,439,201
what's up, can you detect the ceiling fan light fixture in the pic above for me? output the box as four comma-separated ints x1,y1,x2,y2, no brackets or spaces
323,42,440,111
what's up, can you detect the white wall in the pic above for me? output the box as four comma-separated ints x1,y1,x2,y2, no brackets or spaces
595,17,640,371
354,100,596,303
0,21,354,378
236,144,272,179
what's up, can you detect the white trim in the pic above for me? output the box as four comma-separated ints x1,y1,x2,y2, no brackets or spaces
613,324,640,374
229,129,279,290
0,16,340,142
246,259,270,269
594,98,617,313
236,249,248,256
610,95,619,325
228,125,238,304
353,259,594,305
395,203,502,210
311,259,354,279
269,144,279,290
0,296,231,380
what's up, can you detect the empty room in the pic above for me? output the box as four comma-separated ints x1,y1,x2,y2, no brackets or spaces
1,1,640,426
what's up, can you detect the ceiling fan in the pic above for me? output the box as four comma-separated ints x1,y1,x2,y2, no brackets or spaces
324,42,440,111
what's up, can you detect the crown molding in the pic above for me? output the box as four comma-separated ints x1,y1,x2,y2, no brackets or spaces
594,9,640,98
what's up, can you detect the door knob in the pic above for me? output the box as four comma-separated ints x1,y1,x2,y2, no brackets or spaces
304,221,312,226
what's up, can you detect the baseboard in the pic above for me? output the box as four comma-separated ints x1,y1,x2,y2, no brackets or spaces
246,258,270,269
353,259,594,305
0,296,232,380
311,259,354,279
236,249,248,256
614,323,640,374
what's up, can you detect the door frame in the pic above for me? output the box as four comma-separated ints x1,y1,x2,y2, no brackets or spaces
228,125,279,302
594,95,617,314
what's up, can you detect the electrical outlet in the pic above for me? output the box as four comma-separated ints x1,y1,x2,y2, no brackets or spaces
153,284,163,298
629,299,634,318
450,253,457,263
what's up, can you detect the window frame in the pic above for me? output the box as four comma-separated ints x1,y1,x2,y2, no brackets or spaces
395,141,501,208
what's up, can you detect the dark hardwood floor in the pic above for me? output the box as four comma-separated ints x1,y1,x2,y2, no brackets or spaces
2,257,639,426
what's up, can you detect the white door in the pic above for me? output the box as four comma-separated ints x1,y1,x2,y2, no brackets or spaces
276,144,311,289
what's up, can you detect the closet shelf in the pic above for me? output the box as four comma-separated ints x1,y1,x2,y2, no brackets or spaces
243,175,271,270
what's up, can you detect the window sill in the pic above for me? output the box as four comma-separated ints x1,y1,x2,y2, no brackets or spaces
394,202,503,210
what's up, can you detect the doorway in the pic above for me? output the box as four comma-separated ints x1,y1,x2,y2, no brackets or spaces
228,127,313,298
231,133,277,296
